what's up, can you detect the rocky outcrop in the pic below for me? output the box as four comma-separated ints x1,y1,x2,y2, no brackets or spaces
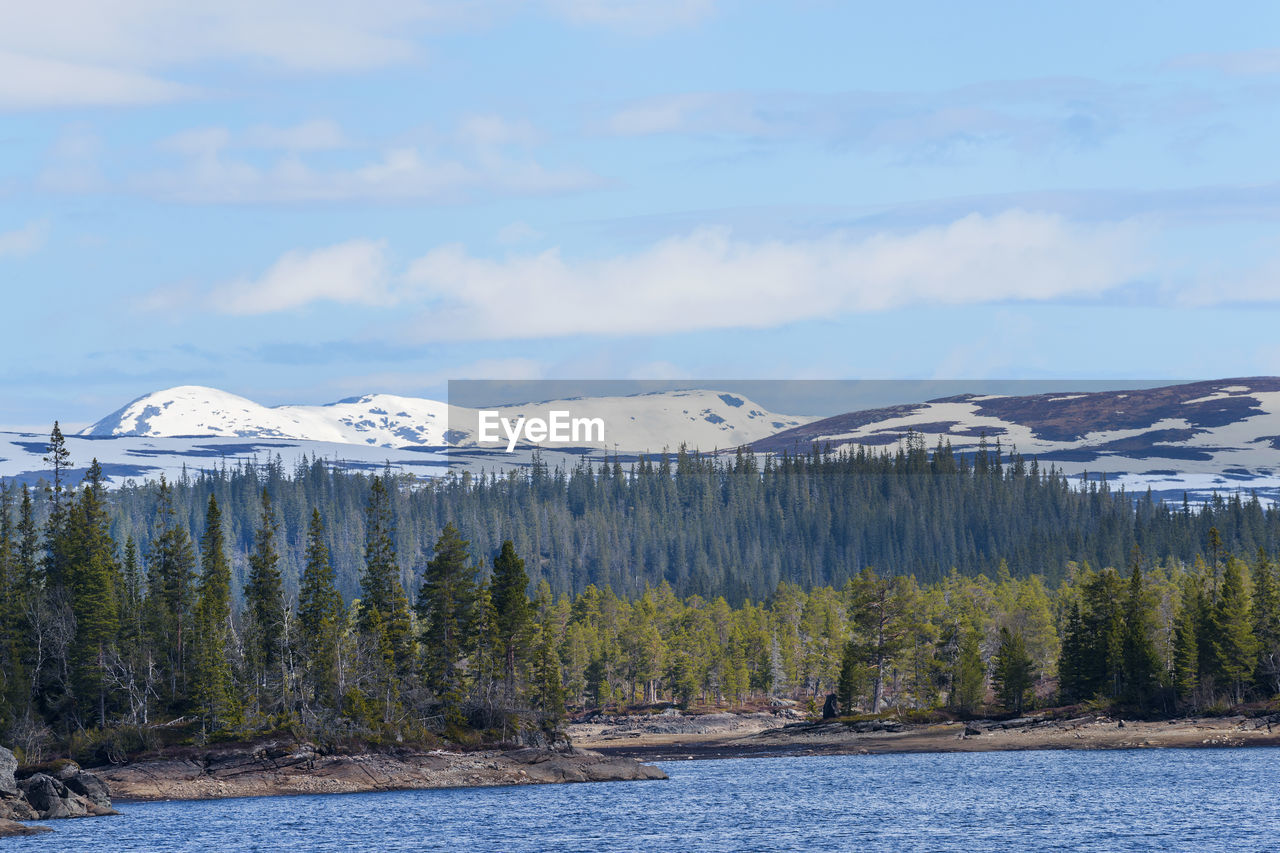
0,746,118,834
18,769,118,819
94,742,666,802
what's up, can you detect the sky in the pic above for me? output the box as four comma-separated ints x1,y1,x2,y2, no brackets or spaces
5,0,1280,428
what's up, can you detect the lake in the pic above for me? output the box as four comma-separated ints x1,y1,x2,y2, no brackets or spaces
13,749,1280,851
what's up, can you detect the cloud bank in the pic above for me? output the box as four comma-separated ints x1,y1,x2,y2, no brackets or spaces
154,211,1157,337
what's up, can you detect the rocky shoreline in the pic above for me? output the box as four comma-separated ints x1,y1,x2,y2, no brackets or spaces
575,709,1280,761
92,741,667,802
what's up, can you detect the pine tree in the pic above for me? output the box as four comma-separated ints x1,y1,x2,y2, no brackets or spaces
192,495,240,734
846,568,914,713
489,540,532,709
1120,557,1161,706
991,627,1034,713
952,629,986,714
418,523,478,702
835,639,862,716
533,609,566,734
1057,600,1088,702
243,490,287,711
298,509,344,707
0,487,22,722
358,476,398,634
145,477,197,709
1212,556,1258,705
65,460,121,726
1250,549,1280,696
1171,581,1201,704
41,423,72,589
15,486,39,594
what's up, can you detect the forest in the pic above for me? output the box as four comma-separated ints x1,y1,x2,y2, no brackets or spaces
0,424,1278,762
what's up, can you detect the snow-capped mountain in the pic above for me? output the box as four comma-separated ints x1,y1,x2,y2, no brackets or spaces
752,378,1280,499
0,385,806,486
80,385,809,452
81,386,455,447
5,378,1280,498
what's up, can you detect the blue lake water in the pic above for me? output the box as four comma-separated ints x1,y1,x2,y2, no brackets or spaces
12,749,1280,852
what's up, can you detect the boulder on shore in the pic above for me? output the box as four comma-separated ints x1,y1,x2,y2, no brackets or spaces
8,754,118,821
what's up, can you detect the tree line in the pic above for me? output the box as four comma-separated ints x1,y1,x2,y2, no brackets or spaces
51,434,1280,605
1,425,1279,761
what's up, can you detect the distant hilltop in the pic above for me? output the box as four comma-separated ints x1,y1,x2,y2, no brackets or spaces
0,378,1277,501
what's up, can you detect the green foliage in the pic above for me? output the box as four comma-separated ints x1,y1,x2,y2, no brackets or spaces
417,522,479,701
836,639,864,716
298,509,344,708
1212,557,1259,704
243,490,287,715
992,627,1034,713
1120,555,1162,705
952,629,986,715
192,496,240,734
94,447,1280,604
6,429,1280,756
489,539,533,700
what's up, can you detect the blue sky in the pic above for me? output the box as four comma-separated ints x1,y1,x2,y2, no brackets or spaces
4,0,1280,427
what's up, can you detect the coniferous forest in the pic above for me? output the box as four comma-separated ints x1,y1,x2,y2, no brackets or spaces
2,424,1280,763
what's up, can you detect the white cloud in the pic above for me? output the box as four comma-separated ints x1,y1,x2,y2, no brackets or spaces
151,212,1159,332
210,239,391,314
0,1,714,108
401,212,1151,339
0,220,51,257
1,2,439,74
0,50,191,109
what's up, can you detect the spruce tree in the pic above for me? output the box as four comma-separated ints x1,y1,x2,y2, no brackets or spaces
358,476,398,634
145,477,197,708
489,540,532,708
66,460,121,726
192,495,240,734
1171,583,1201,704
243,490,287,711
835,639,862,716
298,509,344,707
41,422,72,588
1250,549,1280,695
534,614,566,735
418,523,478,701
1212,556,1258,705
1120,558,1161,706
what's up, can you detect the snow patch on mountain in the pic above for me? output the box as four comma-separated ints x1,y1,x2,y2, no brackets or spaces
80,385,811,453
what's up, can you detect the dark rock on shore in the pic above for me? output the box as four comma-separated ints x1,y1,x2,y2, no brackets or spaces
18,768,118,819
0,745,118,837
